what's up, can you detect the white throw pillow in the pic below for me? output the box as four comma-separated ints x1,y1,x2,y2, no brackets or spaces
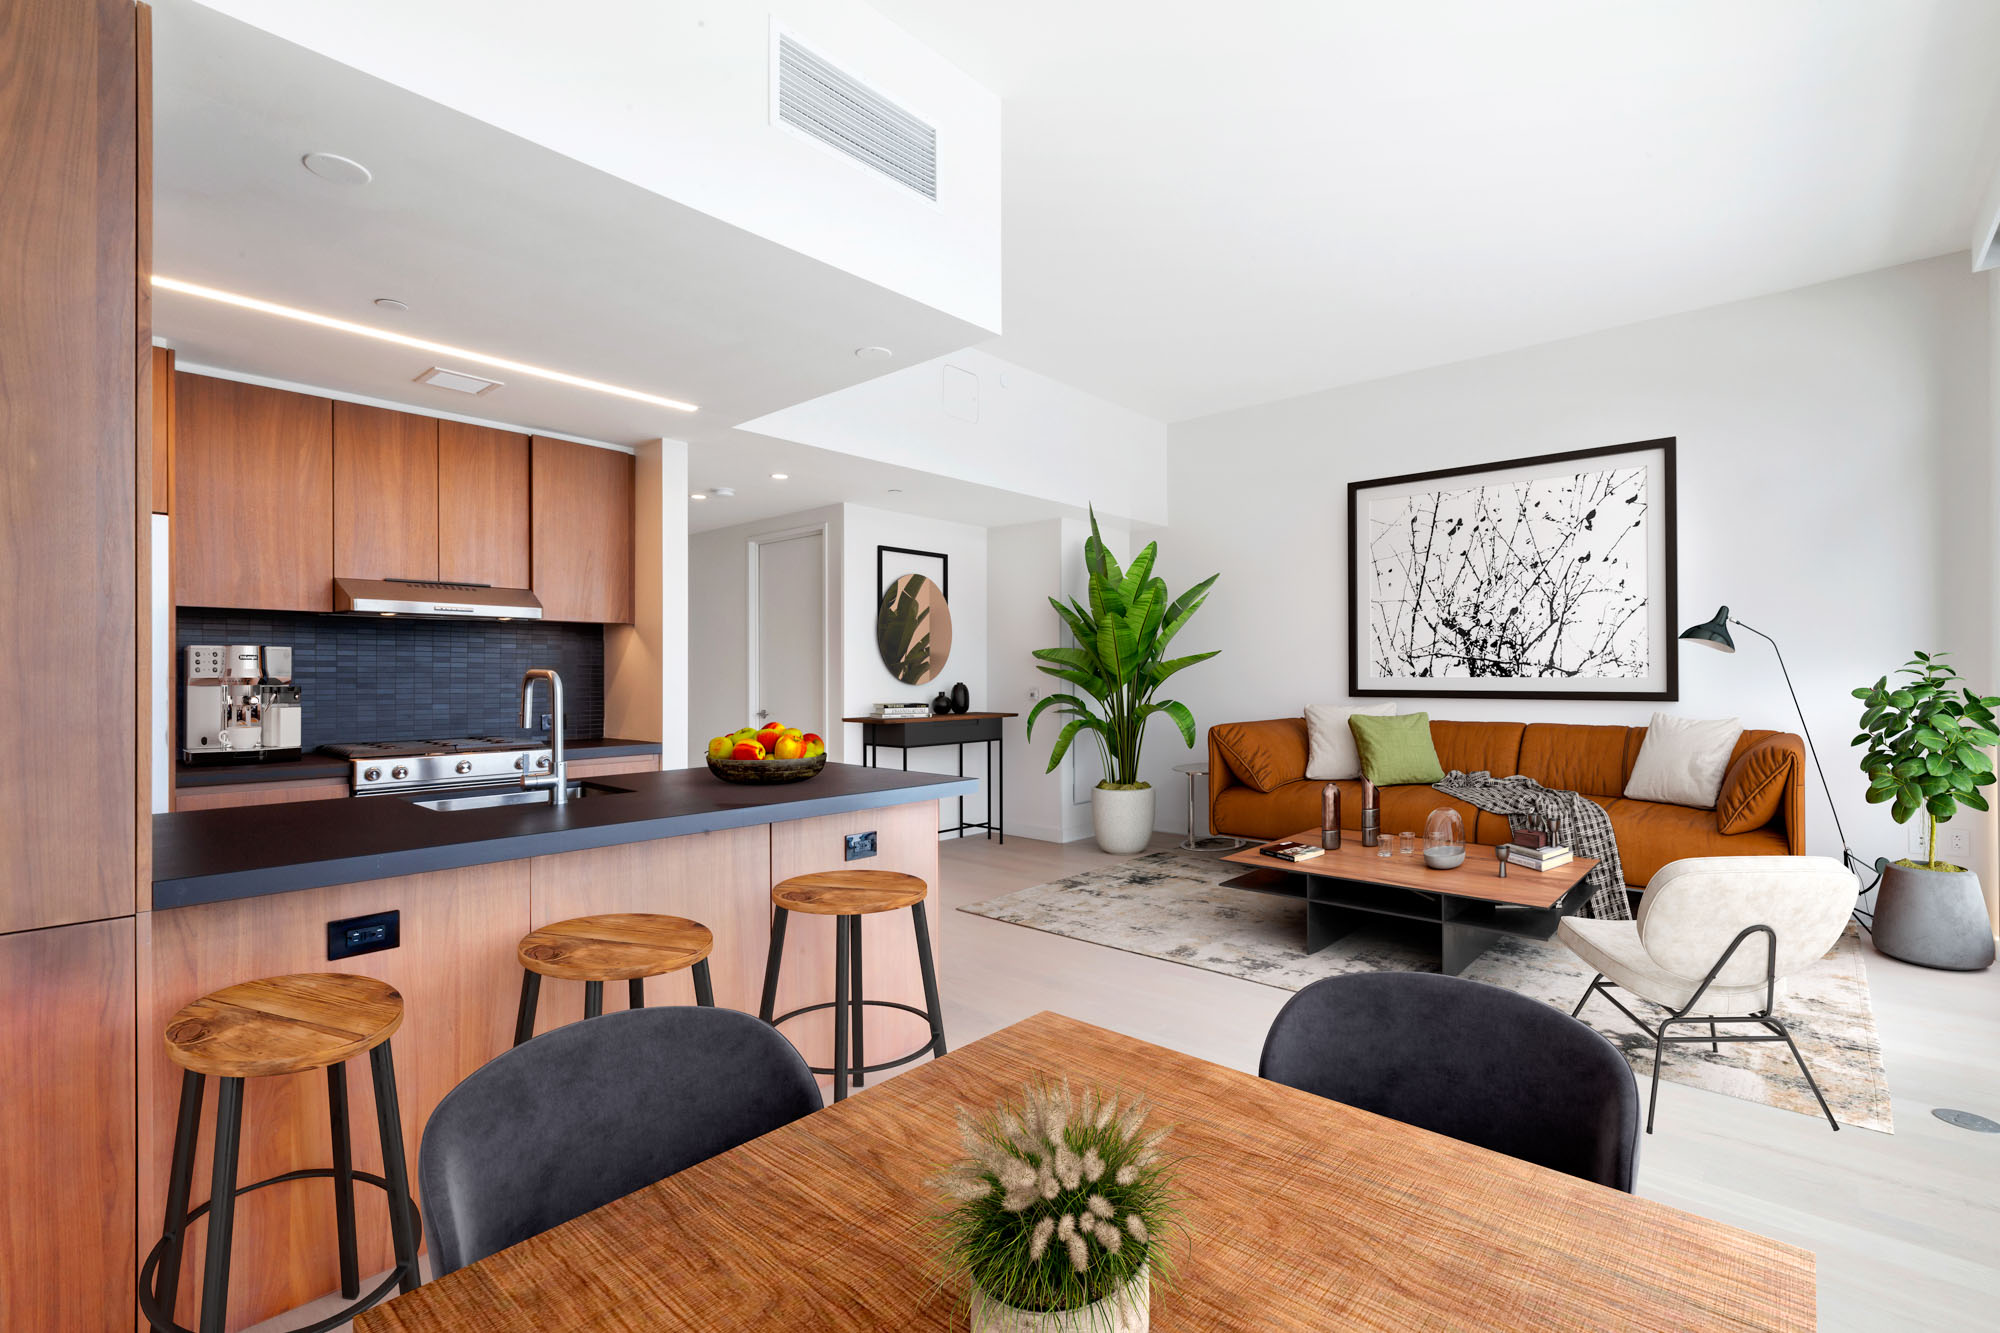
1304,703,1398,780
1623,713,1744,809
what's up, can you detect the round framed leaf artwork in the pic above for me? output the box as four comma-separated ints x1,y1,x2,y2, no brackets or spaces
877,573,953,685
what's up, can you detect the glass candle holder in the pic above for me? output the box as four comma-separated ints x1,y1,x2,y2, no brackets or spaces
1423,807,1467,870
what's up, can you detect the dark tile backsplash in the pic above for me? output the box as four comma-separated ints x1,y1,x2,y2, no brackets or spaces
177,610,604,749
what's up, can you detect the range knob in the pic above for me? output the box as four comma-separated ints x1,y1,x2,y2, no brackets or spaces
362,767,381,782
391,765,410,781
535,755,551,770
455,759,473,775
513,756,525,770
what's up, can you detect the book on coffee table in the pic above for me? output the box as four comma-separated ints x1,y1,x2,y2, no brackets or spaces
1259,840,1325,862
1501,844,1573,870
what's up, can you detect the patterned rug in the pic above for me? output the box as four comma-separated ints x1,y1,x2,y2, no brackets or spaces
961,848,1893,1133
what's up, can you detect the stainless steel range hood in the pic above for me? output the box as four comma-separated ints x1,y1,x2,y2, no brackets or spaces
334,577,543,620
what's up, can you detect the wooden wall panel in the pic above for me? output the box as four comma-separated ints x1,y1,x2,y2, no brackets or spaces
0,919,138,1332
768,802,942,1088
0,0,139,932
173,373,333,611
151,350,173,513
565,754,664,782
525,825,771,1033
437,420,530,588
137,863,530,1330
530,436,633,624
334,402,438,583
173,778,349,812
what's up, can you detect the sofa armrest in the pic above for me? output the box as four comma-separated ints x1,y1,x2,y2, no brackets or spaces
1208,730,1237,826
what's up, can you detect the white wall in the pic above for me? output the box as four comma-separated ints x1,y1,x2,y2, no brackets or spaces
1149,255,1992,864
605,439,691,766
192,0,1001,332
738,348,1170,526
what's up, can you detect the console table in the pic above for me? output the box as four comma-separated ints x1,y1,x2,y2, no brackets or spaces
845,713,1016,843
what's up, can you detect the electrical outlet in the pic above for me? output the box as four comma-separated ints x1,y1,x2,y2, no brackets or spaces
1026,686,1040,701
1945,828,1971,861
1909,824,1930,857
327,910,400,960
845,831,878,861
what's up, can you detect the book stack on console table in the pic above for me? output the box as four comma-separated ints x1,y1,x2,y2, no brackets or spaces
874,702,933,719
1501,843,1573,871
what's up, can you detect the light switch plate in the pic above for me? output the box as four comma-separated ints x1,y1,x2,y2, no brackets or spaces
845,831,878,861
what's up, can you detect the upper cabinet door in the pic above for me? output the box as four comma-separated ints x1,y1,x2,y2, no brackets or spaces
173,374,333,611
333,402,438,582
531,437,633,624
438,421,530,588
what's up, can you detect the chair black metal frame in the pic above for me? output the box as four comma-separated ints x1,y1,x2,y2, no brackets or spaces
512,958,716,1047
758,901,947,1102
138,1043,421,1333
1572,922,1839,1134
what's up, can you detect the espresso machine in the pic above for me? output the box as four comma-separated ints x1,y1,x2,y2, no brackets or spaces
182,644,303,763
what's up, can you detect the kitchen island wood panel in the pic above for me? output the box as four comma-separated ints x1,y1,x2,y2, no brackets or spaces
173,775,349,811
437,420,530,588
0,918,138,1333
334,401,439,583
531,436,633,624
173,373,334,611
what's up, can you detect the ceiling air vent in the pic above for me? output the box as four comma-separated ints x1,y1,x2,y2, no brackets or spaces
775,32,937,201
416,366,503,396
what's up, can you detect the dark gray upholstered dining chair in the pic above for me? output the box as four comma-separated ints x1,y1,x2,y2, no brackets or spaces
419,1004,822,1275
1259,972,1640,1192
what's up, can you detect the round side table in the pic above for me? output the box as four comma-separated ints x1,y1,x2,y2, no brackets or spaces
1174,762,1249,851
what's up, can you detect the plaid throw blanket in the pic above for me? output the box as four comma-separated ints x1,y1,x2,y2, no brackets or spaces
1432,771,1632,921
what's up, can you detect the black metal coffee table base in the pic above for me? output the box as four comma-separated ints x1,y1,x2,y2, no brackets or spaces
1220,866,1590,976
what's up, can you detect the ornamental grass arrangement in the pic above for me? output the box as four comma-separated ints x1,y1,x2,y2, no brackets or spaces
933,1080,1177,1333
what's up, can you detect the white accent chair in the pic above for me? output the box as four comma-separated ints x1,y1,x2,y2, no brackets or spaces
1558,855,1855,1133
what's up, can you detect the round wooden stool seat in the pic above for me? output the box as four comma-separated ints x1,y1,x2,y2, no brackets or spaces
163,973,404,1079
518,913,715,981
770,870,928,916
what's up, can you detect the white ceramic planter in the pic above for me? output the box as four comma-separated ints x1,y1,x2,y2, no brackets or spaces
971,1271,1150,1333
1091,785,1157,855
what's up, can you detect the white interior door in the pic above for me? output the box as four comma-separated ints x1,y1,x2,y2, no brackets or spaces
752,531,826,734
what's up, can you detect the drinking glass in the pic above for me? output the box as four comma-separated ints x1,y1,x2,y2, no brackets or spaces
1398,831,1415,855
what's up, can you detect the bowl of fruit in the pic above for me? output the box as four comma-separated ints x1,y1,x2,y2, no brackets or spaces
705,723,828,784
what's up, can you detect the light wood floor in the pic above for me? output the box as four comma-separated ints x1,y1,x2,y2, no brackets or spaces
255,831,1998,1333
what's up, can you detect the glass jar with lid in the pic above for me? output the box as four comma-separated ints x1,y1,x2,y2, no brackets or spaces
1422,807,1466,870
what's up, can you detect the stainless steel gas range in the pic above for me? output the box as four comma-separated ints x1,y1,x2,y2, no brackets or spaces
320,737,555,796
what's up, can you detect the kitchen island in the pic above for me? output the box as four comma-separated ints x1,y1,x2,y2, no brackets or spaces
141,762,976,1327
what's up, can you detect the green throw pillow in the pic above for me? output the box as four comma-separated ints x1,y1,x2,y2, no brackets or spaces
1349,711,1445,786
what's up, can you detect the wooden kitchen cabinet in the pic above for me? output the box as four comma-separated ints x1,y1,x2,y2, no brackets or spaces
334,400,439,582
173,372,334,610
438,420,531,587
151,345,174,514
531,435,634,623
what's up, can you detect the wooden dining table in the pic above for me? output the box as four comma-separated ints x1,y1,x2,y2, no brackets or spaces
357,1010,1815,1332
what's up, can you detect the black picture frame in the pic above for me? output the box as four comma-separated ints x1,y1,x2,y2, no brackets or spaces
1346,437,1678,701
876,545,949,602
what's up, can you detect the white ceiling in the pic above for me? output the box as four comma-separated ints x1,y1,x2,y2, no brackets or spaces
871,0,2000,421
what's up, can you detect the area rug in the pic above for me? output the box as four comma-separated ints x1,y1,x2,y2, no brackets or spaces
961,848,1893,1133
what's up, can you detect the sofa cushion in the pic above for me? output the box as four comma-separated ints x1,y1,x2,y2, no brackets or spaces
1518,724,1633,797
1210,718,1310,793
1623,713,1743,809
1606,798,1787,886
1430,720,1525,778
1304,702,1397,780
1351,712,1445,786
1715,733,1799,834
1373,785,1484,842
1212,779,1327,841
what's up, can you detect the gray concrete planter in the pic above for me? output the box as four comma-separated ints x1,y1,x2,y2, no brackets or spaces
1872,858,1996,971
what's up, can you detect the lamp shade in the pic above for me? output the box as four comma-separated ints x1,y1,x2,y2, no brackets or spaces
1679,605,1736,653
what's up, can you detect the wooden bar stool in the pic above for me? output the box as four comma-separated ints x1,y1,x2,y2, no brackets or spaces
757,871,946,1102
514,913,716,1046
139,973,420,1333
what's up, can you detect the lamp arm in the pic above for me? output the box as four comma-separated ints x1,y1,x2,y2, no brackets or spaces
1730,618,1850,855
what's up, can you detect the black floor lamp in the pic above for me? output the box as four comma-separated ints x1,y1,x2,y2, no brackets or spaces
1679,606,1852,869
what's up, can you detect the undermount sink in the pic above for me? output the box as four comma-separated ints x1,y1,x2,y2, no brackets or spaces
404,782,629,812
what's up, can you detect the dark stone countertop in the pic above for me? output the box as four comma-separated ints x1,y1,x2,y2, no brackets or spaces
174,737,664,788
152,763,977,910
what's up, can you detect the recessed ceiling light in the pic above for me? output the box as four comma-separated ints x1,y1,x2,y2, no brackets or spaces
373,297,409,312
151,276,699,413
770,472,789,480
691,492,707,501
301,152,372,185
854,346,893,361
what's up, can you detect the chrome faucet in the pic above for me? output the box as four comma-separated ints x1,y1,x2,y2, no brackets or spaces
520,668,568,804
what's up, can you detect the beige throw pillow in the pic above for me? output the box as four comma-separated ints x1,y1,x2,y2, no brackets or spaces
1623,712,1744,809
1304,703,1397,780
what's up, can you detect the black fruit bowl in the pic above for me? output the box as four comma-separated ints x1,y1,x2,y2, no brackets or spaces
705,753,827,785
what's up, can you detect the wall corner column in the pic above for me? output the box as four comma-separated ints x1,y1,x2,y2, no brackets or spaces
605,438,690,767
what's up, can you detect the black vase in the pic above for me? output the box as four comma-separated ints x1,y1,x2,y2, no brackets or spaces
949,682,970,714
931,692,953,715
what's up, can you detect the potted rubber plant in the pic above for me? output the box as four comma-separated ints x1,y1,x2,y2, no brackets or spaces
1027,509,1218,854
933,1080,1176,1332
1853,651,1998,969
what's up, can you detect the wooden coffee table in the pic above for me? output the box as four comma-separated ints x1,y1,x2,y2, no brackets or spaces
1220,833,1599,975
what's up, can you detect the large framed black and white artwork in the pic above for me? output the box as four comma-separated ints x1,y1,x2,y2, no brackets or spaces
1347,438,1678,701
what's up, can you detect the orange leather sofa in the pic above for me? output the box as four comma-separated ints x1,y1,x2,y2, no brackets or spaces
1207,718,1806,887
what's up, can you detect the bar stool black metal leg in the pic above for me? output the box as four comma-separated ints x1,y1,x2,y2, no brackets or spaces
759,907,790,1022
199,1076,245,1333
327,1063,360,1300
851,916,865,1089
832,915,851,1102
153,1069,205,1331
628,977,645,1010
512,970,541,1047
912,901,948,1058
584,981,604,1019
693,958,715,1007
368,1040,421,1296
